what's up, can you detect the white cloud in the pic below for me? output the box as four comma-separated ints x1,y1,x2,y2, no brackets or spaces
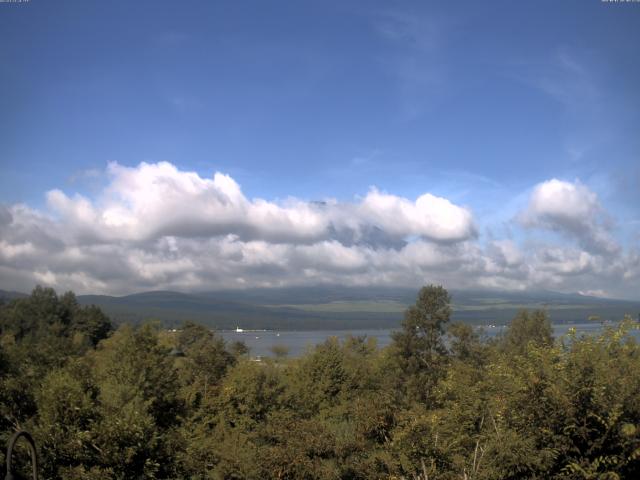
578,289,608,298
520,178,619,255
0,163,637,298
357,188,476,242
42,161,475,247
488,239,523,268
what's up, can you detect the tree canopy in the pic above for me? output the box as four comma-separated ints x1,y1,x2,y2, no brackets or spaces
1,285,639,479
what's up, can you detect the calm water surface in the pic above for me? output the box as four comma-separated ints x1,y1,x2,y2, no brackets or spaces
220,322,639,358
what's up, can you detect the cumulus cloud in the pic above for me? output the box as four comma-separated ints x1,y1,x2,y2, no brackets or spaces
42,161,476,247
520,179,619,255
357,188,475,242
0,162,479,293
0,163,637,298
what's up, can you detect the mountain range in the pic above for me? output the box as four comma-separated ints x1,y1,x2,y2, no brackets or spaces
2,287,639,330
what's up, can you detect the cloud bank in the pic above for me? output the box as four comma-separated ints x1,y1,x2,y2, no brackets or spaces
0,163,638,298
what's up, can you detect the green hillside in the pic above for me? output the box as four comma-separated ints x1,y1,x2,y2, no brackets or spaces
68,287,640,330
4,287,637,330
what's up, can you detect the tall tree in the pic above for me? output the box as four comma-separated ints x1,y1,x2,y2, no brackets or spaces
390,285,452,404
501,309,553,355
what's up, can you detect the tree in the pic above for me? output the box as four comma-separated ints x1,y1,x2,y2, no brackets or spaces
34,361,100,478
71,304,113,347
448,322,483,362
292,337,350,414
176,321,236,409
390,285,452,404
87,323,183,478
4,285,640,479
270,344,290,360
501,309,553,355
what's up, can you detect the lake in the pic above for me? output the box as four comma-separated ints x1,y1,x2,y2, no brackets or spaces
220,322,639,358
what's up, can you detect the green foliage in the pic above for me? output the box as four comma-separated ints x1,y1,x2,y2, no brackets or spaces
390,285,452,404
0,287,112,346
176,321,237,410
1,286,640,479
500,308,554,355
269,344,290,359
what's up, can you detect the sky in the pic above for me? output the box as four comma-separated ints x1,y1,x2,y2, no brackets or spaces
0,0,639,299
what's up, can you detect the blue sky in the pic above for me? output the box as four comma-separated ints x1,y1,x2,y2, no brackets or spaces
1,0,639,298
